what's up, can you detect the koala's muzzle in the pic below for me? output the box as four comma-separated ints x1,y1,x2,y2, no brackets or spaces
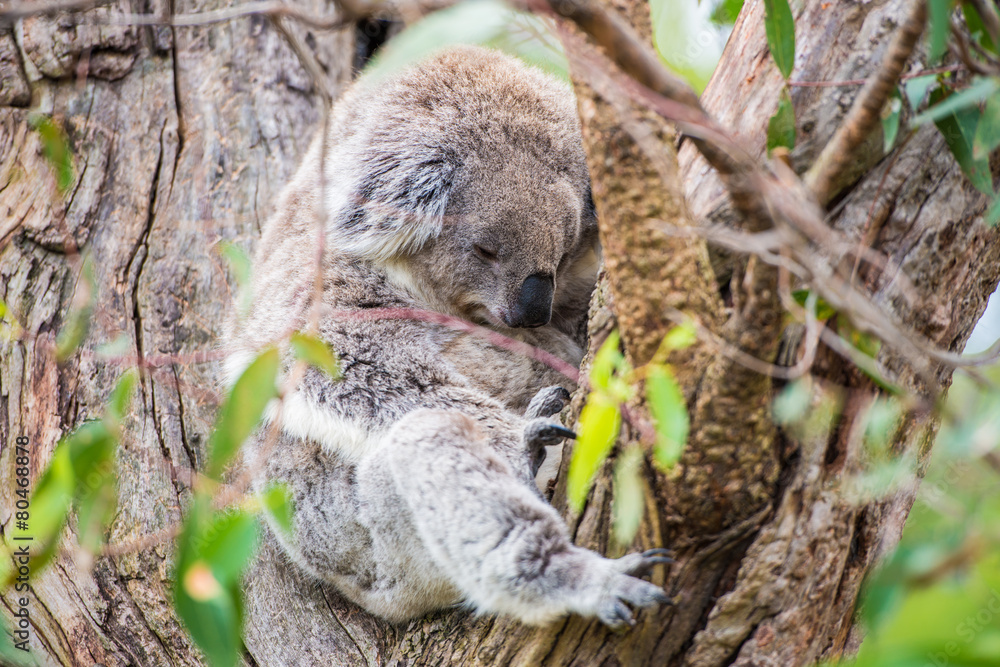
508,273,554,328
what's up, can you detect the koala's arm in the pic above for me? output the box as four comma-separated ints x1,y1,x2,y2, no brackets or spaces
371,408,670,628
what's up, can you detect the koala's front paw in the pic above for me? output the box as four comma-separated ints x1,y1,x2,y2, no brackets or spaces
597,574,673,630
525,385,572,419
524,418,576,449
598,549,675,630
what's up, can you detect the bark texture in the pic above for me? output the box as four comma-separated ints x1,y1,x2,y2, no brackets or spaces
1,0,998,666
1,1,352,664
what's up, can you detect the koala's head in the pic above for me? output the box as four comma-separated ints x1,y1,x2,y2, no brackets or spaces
325,46,597,329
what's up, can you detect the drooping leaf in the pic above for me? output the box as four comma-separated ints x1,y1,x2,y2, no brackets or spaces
567,393,622,512
219,241,253,317
612,447,645,547
661,321,697,352
646,365,689,468
767,87,796,154
973,90,1000,159
107,370,138,426
589,330,623,393
259,483,295,540
963,1,998,54
64,420,117,553
763,0,796,79
14,445,75,576
927,87,994,195
55,257,96,362
174,496,255,667
710,0,745,25
903,74,938,111
28,114,74,192
206,347,280,479
927,0,956,64
290,332,341,380
912,77,999,127
882,89,903,153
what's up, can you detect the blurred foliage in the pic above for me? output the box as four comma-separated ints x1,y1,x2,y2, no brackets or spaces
365,0,569,81
570,325,694,545
650,0,732,92
829,365,1000,667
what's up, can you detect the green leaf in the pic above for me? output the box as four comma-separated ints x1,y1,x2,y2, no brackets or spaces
174,497,253,667
107,370,138,426
0,615,36,666
365,0,569,82
710,0,744,25
963,1,997,54
65,421,118,553
567,393,621,512
763,0,796,79
986,193,1000,226
646,365,688,468
259,483,295,540
928,87,995,195
927,0,956,64
650,0,725,92
28,113,74,192
207,347,280,479
912,77,1000,127
791,289,837,320
219,241,253,318
882,89,903,153
661,321,697,352
973,90,1000,159
903,75,938,111
589,330,623,392
612,447,645,547
15,445,74,574
290,332,341,380
767,88,797,154
218,241,251,288
773,377,812,425
55,257,96,362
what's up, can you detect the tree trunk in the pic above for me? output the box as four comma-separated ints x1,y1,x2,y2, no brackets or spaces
1,2,352,664
1,0,997,666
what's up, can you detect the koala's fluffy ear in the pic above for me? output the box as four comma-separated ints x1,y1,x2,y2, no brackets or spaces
328,146,457,262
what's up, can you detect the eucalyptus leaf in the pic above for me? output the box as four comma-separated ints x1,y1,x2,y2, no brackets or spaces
207,347,280,479
567,394,622,512
767,87,797,154
612,447,645,547
646,365,688,469
763,0,796,78
290,332,341,380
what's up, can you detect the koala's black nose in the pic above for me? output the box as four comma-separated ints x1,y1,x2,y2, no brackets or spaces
508,273,554,328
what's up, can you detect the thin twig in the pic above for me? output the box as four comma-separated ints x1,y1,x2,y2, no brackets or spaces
804,0,928,205
788,65,961,88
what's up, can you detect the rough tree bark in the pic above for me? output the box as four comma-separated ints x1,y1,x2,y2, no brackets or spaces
1,0,997,666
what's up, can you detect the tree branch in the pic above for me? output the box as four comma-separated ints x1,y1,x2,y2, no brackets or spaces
803,0,928,205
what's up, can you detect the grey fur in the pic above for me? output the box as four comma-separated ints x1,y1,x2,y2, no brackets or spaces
227,46,668,629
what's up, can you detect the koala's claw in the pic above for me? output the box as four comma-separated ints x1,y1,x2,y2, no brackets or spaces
526,386,572,419
597,575,672,630
599,600,636,630
616,548,676,577
524,419,576,450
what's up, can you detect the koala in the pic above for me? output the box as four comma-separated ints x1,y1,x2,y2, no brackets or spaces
226,45,671,629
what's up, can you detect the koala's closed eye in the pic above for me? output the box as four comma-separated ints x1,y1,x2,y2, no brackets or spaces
473,245,498,263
